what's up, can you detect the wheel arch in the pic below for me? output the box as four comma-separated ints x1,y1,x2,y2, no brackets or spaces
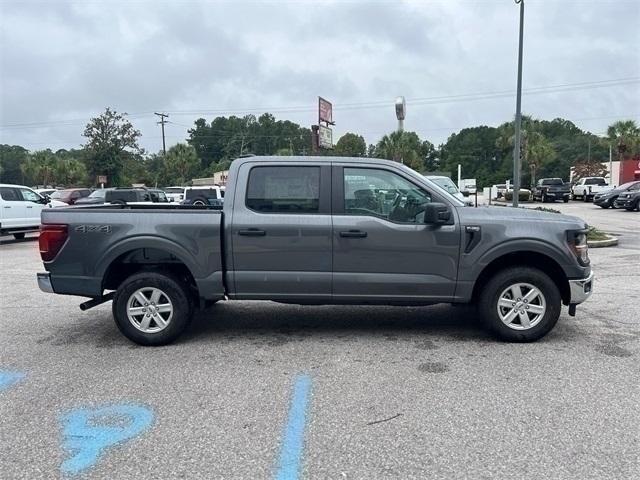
471,251,570,306
98,237,201,297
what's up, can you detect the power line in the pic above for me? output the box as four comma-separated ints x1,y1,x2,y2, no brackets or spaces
1,76,638,130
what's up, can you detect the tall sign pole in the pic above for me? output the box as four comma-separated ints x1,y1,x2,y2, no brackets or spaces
512,0,525,207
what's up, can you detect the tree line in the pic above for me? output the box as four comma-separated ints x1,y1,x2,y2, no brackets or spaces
1,107,638,189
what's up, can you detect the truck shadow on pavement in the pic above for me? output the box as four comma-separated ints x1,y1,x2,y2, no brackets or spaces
182,302,493,345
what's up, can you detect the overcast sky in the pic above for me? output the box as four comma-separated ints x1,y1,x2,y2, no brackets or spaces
1,0,639,154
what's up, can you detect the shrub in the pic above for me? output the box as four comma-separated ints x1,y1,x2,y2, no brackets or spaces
504,189,531,201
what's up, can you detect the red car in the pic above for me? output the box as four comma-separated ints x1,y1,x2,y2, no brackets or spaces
49,188,92,205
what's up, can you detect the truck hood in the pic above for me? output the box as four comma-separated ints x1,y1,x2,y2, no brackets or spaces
457,205,586,228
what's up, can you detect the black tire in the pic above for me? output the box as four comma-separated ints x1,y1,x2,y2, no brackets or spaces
13,233,25,240
478,267,561,342
112,271,193,346
541,194,547,203
563,198,569,203
192,197,207,206
583,194,589,202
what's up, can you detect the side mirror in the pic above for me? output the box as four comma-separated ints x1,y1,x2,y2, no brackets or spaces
461,190,470,197
39,194,50,204
424,202,450,225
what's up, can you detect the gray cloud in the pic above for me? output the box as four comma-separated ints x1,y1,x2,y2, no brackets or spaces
1,0,638,153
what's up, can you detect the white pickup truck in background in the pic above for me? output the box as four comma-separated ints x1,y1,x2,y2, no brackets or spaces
571,177,611,202
0,183,66,239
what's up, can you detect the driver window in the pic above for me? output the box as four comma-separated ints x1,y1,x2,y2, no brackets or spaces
19,188,41,202
344,168,431,223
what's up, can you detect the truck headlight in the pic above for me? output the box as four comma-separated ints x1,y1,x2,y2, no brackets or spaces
567,229,590,266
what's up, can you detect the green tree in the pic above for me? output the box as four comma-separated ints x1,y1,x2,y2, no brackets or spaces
334,133,366,157
375,131,423,170
0,145,29,184
162,143,200,185
607,120,640,162
83,108,142,186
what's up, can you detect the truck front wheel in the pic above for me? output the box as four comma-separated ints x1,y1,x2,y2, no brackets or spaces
112,271,193,346
478,267,561,342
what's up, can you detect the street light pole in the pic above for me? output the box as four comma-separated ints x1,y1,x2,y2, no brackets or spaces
512,0,525,207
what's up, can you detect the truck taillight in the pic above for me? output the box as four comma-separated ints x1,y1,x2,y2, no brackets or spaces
39,224,68,262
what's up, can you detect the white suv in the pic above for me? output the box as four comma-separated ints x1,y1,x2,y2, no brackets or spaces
0,184,65,239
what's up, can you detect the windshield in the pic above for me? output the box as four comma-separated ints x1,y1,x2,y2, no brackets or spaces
542,178,563,185
429,177,460,194
50,190,67,199
88,189,108,198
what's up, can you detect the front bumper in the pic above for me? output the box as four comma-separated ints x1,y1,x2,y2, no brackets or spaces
568,270,594,305
614,198,635,208
37,272,54,293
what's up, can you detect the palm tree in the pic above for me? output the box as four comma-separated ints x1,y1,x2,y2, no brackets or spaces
607,120,640,162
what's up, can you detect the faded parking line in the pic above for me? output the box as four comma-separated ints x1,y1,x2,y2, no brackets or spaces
275,374,312,480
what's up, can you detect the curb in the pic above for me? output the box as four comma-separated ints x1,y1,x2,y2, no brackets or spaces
588,235,618,248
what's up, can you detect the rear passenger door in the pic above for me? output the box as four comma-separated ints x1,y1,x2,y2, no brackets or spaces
0,187,25,228
229,162,332,300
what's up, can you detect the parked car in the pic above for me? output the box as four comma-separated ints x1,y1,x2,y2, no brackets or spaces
37,156,593,346
459,178,477,195
532,178,570,203
74,188,114,205
0,183,64,239
613,187,640,211
425,175,473,205
181,186,225,206
50,188,92,205
105,188,169,205
164,186,187,203
571,177,611,202
593,181,640,209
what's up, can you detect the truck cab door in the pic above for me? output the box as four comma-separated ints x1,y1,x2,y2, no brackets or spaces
228,162,332,301
18,187,45,226
331,165,461,302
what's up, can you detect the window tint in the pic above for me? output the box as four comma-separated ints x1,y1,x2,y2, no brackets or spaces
629,182,640,191
344,168,431,223
20,188,41,202
0,187,20,201
246,166,320,213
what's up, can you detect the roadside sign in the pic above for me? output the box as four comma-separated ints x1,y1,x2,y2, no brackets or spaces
97,175,107,185
318,97,333,125
318,125,333,149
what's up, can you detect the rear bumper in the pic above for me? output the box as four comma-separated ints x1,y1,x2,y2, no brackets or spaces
37,272,54,293
568,270,594,305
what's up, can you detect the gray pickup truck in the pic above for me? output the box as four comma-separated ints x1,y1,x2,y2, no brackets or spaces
37,156,593,345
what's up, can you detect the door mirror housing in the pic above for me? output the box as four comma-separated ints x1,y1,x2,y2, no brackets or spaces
424,203,450,224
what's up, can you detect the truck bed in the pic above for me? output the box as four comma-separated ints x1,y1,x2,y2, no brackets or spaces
41,205,225,300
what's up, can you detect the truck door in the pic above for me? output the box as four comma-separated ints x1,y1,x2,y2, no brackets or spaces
0,187,25,228
229,162,332,300
331,165,460,302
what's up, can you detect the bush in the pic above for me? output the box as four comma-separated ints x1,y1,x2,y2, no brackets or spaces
504,189,531,201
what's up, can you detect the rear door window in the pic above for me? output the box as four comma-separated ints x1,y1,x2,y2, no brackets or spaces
0,187,20,201
246,166,320,213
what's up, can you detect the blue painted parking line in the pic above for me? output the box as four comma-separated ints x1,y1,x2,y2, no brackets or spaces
275,374,312,480
60,403,154,475
0,370,25,391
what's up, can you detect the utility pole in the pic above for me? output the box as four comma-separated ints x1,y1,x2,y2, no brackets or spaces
512,0,525,207
609,144,613,185
154,112,169,155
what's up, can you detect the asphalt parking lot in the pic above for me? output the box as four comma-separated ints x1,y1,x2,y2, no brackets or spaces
1,202,638,480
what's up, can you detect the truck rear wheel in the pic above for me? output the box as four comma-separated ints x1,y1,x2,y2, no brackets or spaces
478,267,561,342
112,271,193,346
